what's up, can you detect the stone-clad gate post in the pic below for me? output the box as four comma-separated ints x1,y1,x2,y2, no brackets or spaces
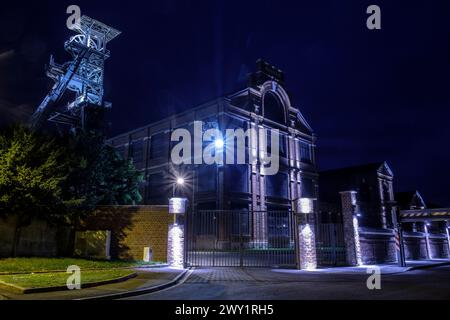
167,198,188,268
294,198,317,270
340,191,363,266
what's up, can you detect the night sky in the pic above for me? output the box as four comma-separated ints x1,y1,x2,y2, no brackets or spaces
0,1,449,205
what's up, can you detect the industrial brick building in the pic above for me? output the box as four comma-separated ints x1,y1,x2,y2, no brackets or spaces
108,59,318,213
107,60,449,268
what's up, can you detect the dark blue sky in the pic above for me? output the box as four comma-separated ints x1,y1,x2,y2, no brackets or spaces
0,1,449,205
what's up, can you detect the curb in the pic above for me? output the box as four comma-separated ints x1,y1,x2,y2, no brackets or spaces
0,272,137,294
0,264,168,276
406,261,450,272
76,268,192,300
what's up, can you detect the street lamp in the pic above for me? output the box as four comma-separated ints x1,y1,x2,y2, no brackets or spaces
173,176,185,197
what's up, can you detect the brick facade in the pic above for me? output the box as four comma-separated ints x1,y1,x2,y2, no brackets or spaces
83,205,169,262
359,233,397,264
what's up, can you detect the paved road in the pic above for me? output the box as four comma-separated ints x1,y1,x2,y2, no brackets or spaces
125,265,450,300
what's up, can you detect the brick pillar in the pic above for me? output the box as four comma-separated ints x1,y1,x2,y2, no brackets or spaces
340,191,362,266
167,222,184,268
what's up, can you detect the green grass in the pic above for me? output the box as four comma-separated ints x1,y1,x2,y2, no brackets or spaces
0,269,134,289
0,258,159,274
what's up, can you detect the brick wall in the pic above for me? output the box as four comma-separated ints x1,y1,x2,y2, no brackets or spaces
359,231,397,264
430,238,450,259
85,206,169,262
404,236,428,260
0,206,170,261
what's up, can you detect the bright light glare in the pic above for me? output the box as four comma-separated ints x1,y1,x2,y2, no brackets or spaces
176,177,185,185
214,139,224,149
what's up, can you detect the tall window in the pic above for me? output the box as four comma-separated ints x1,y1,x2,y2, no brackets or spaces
129,140,144,164
301,177,315,198
265,173,288,198
263,92,285,124
299,141,312,163
224,165,249,193
197,166,217,192
265,130,286,157
147,172,166,202
149,132,169,160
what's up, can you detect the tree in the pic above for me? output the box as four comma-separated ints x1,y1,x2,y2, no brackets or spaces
62,130,143,226
0,125,143,257
0,126,68,256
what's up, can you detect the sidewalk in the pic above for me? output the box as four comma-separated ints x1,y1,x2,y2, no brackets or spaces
304,259,450,275
0,267,185,300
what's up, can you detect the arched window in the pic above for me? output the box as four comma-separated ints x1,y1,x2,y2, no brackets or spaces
263,91,285,124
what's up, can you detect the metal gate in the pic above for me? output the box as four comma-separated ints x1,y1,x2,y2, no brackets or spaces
186,210,296,267
315,223,347,266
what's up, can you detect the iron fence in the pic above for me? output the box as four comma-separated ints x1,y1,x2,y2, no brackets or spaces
315,223,347,266
186,210,296,267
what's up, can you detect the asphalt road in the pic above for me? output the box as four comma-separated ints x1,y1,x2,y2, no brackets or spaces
124,265,450,300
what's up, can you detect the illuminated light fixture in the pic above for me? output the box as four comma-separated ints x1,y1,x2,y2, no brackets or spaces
168,225,184,269
176,177,185,185
169,197,187,216
356,213,362,218
298,198,315,214
214,138,224,149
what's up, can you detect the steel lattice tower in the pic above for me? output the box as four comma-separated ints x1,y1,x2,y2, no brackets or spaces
29,15,121,131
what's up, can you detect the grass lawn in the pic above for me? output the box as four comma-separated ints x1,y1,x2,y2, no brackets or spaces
0,257,159,274
0,269,134,289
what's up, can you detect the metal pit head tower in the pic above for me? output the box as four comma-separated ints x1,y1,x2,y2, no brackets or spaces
29,15,121,132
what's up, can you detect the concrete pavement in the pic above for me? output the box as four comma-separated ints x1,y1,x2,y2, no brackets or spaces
125,260,450,300
299,259,450,275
